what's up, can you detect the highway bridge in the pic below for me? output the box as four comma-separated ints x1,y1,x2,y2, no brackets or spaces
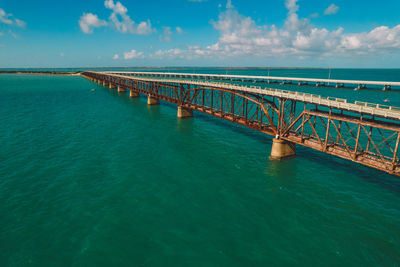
105,71,400,91
82,71,400,177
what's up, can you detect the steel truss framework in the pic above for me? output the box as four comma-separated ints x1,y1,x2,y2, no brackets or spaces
83,72,400,177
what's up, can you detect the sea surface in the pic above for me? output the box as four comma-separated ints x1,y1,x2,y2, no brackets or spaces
1,69,400,266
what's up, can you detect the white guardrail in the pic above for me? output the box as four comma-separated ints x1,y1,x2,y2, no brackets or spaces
106,71,400,87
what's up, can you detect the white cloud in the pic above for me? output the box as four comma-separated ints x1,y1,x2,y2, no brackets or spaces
105,0,127,14
104,0,154,34
9,30,17,39
159,26,172,42
0,8,13,25
324,4,339,15
79,13,107,34
136,20,153,34
176,26,184,34
150,0,400,61
79,0,154,35
113,54,119,59
0,8,26,28
285,0,299,13
123,49,144,59
14,19,26,28
226,0,234,9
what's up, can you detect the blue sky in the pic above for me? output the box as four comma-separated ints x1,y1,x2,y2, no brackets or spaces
0,0,400,68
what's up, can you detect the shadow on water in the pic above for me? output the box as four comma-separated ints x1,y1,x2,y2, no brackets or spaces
128,97,141,104
176,117,195,133
194,112,273,145
146,104,161,117
266,159,297,187
297,146,400,193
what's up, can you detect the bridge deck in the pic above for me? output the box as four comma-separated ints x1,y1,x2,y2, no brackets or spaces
101,72,400,121
107,71,400,88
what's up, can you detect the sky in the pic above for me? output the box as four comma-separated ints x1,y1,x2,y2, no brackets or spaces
0,0,400,68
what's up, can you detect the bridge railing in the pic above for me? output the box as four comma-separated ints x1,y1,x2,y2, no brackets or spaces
355,101,400,111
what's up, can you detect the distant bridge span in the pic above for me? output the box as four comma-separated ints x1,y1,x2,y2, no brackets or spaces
105,71,400,90
82,71,400,177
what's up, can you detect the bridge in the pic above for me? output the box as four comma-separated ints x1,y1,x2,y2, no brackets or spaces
82,71,400,177
105,71,400,91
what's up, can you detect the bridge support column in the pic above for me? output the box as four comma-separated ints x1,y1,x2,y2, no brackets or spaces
117,86,126,93
383,85,391,91
177,106,193,118
270,138,296,160
109,83,116,89
129,90,140,98
102,81,108,87
147,96,159,105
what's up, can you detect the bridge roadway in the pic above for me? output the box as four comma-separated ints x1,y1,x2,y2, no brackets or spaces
82,71,400,177
106,71,400,90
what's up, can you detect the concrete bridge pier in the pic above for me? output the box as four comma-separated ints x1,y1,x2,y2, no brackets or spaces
357,84,367,90
129,90,140,98
383,85,391,91
335,83,344,88
102,81,108,87
117,86,126,93
177,106,193,118
147,95,160,105
269,138,296,160
109,83,116,89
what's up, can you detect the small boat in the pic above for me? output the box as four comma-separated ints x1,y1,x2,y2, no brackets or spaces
384,98,390,103
91,89,96,92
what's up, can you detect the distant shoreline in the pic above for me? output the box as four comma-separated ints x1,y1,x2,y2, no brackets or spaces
0,71,81,76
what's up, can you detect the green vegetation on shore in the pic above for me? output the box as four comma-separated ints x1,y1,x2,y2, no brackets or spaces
0,70,81,75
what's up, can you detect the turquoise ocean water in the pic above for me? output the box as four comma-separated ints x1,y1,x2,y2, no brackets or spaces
1,69,400,266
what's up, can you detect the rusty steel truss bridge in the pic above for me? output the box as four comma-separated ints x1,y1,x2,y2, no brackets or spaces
82,71,400,177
